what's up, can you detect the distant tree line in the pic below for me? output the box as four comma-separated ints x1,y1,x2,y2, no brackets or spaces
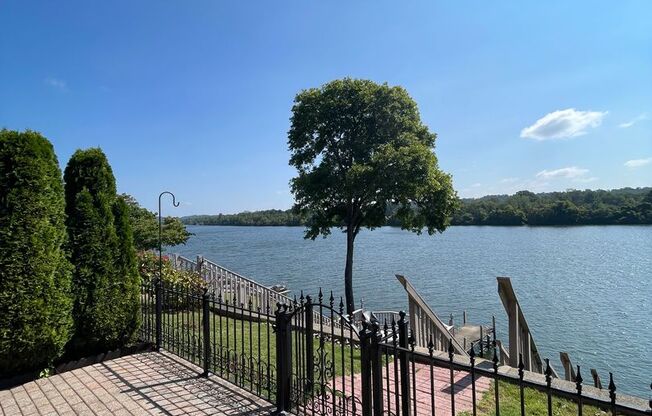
184,209,304,226
183,187,652,227
449,188,652,225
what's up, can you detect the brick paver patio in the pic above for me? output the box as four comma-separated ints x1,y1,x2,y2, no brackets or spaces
0,351,275,415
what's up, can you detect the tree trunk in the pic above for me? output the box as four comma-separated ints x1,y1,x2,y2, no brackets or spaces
344,227,355,315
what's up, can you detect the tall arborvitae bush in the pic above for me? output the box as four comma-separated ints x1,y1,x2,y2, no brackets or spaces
112,197,141,340
0,129,73,375
64,148,139,354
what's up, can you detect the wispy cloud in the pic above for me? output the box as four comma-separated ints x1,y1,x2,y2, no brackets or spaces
624,157,652,168
536,166,589,179
44,77,68,91
499,177,519,184
521,108,607,140
619,113,648,128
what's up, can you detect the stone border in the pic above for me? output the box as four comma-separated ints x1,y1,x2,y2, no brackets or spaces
0,342,154,390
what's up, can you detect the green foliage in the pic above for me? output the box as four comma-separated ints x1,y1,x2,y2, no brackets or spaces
288,78,457,238
120,194,191,251
112,197,141,341
64,148,139,355
288,78,457,312
183,187,652,227
183,209,303,226
0,129,73,376
137,251,205,310
452,187,652,226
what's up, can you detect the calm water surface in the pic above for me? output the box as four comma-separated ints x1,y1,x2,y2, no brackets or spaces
175,225,651,397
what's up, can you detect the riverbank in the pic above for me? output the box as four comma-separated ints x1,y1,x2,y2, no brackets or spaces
182,187,652,227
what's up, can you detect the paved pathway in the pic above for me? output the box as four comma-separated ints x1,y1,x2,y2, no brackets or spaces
0,351,275,416
324,361,491,416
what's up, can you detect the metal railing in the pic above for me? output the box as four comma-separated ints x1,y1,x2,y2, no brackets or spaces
140,279,652,416
168,253,341,331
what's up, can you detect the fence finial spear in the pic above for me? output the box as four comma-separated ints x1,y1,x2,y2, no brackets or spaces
493,341,498,372
448,338,454,360
608,372,617,402
545,358,552,386
575,365,583,393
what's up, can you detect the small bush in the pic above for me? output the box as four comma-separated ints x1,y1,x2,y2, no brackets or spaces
137,251,205,311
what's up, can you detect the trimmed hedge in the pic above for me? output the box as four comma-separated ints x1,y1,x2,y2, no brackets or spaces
0,129,73,376
64,148,139,355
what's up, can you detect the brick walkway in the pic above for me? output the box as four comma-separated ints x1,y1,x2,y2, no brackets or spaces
0,351,275,416
323,361,491,416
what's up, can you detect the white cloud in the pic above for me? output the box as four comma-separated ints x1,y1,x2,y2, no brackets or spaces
536,166,589,179
624,157,652,168
45,77,68,91
619,113,648,128
521,108,607,140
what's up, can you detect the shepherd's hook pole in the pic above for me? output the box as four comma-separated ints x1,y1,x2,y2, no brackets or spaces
156,191,179,351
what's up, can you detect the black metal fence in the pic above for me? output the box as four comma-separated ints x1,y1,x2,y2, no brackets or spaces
140,280,651,416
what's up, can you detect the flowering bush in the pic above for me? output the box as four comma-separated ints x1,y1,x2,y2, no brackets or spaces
138,251,205,311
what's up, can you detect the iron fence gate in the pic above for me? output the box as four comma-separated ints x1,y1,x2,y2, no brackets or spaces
140,279,651,416
275,291,363,415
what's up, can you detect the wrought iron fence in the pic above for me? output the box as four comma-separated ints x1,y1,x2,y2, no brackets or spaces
140,279,651,416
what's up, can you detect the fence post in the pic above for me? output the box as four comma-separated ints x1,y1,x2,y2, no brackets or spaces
370,321,385,416
359,320,373,416
304,296,314,394
155,277,162,351
275,303,292,413
398,311,411,416
202,288,210,377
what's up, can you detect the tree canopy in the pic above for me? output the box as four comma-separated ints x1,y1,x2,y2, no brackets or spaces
120,194,191,251
288,78,457,312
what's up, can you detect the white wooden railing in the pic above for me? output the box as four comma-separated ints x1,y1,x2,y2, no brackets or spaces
396,274,468,356
168,253,340,330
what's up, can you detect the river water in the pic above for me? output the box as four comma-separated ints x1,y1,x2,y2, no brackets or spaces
174,225,651,397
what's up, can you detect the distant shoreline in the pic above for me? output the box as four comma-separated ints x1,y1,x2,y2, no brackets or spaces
182,186,652,227
183,223,652,227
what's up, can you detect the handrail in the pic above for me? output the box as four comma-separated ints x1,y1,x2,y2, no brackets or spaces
560,351,577,381
396,274,468,356
498,276,558,377
496,339,510,366
169,253,340,330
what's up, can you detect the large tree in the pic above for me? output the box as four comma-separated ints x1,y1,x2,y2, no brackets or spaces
288,79,457,314
64,148,139,354
119,194,191,251
0,129,73,375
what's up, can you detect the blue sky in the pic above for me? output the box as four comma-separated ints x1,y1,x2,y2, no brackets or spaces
1,1,650,215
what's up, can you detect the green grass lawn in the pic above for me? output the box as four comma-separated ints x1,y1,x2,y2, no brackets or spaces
152,309,362,376
460,380,606,416
146,308,608,416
